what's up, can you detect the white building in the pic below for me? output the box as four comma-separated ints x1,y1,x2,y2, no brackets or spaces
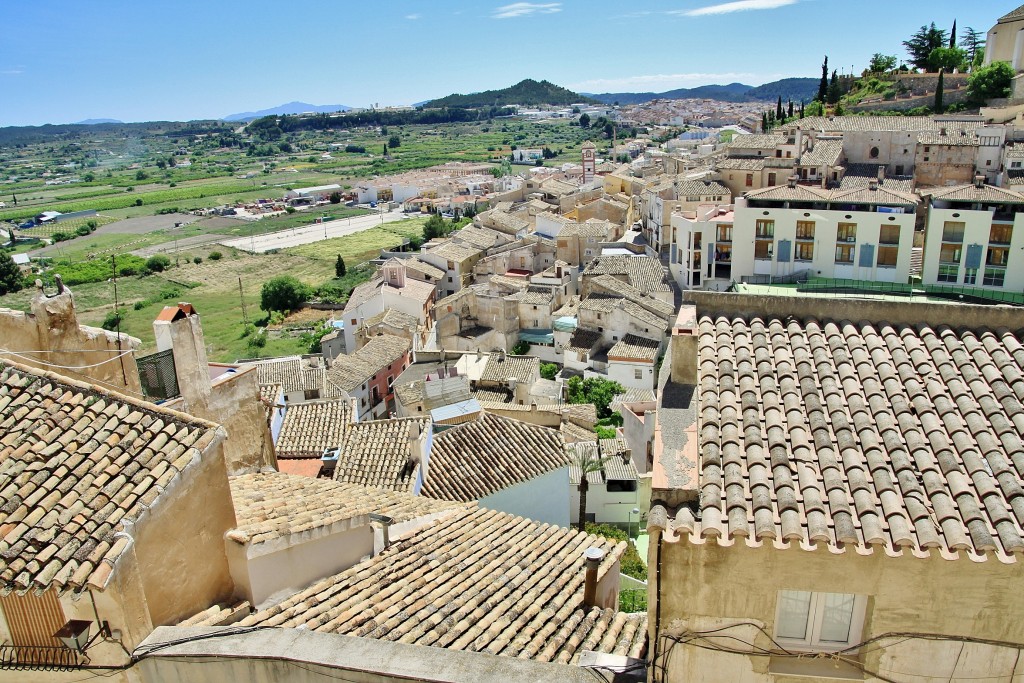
920,181,1024,293
569,440,640,526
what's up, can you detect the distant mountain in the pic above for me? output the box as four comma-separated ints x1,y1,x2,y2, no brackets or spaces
585,78,819,105
223,101,352,122
425,79,597,109
74,118,123,125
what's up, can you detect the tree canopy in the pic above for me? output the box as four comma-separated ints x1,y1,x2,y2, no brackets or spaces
904,23,949,71
968,61,1015,103
260,275,312,313
566,376,624,419
959,26,986,66
868,53,898,73
0,251,23,296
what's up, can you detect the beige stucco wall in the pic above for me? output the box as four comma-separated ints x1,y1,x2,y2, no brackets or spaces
652,536,1024,683
0,287,141,396
132,440,237,628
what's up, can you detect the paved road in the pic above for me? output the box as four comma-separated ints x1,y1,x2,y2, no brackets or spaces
218,210,415,253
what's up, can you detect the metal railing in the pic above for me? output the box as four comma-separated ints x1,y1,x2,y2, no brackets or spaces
0,645,81,671
796,278,1024,306
137,349,180,401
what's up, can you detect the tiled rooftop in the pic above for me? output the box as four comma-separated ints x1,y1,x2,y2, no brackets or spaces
333,417,430,492
582,255,670,293
921,183,1024,204
226,472,464,546
564,328,603,354
327,334,411,393
608,334,661,362
662,313,1024,562
918,130,980,147
275,398,352,459
676,179,730,198
228,506,645,664
786,116,983,133
561,420,598,444
423,414,570,502
242,356,304,394
0,362,223,593
800,139,844,166
588,275,675,318
363,308,419,330
568,440,637,485
479,354,539,384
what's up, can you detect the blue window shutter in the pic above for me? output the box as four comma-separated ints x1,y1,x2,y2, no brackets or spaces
671,244,677,263
777,239,791,262
965,244,983,269
708,241,715,262
860,244,875,267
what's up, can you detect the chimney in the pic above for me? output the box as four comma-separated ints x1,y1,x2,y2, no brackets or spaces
975,174,985,188
583,547,606,608
939,127,947,137
787,175,797,189
407,420,429,480
369,513,394,553
877,165,885,183
868,179,879,191
670,305,698,385
153,303,211,408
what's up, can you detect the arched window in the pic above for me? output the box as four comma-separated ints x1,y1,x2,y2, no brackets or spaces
869,146,879,159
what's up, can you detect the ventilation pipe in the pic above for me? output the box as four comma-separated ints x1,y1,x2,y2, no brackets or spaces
583,547,606,608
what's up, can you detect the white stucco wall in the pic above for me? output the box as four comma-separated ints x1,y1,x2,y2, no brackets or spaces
228,523,374,608
608,359,657,390
479,467,570,527
570,480,641,526
922,207,1024,292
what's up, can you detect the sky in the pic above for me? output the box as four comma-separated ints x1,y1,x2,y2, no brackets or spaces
0,0,1015,127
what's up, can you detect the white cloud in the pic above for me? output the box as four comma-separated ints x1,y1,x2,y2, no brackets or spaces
1,67,24,75
675,0,798,17
492,3,562,19
405,13,421,19
570,72,767,91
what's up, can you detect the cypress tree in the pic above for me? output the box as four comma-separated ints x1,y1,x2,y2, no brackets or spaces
826,70,841,105
950,20,956,49
788,100,794,119
934,69,945,113
762,112,768,131
335,254,347,278
816,56,829,102
776,96,784,120
799,101,805,118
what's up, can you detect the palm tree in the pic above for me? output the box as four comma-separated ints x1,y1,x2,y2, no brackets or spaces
573,439,618,532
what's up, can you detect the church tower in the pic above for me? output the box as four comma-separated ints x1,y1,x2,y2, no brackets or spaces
581,141,596,184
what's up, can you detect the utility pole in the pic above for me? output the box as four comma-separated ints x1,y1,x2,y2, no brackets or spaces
238,277,248,324
111,255,128,387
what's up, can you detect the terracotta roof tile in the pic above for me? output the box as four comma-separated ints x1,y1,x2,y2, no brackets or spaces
327,334,410,393
0,361,222,593
231,506,645,664
275,399,352,459
423,414,569,502
479,354,539,384
662,313,1024,562
333,417,430,492
227,472,464,545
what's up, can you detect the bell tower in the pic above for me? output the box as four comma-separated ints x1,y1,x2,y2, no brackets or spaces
581,140,596,184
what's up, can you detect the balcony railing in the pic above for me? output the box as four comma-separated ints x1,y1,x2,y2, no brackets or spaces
0,645,82,671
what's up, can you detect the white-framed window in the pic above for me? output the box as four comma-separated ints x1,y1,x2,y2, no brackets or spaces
634,368,643,380
774,591,867,652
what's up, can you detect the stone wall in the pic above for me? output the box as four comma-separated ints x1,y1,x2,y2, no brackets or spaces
0,284,142,395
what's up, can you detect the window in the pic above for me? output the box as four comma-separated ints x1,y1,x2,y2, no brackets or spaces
879,224,900,245
607,479,638,493
633,368,644,380
768,172,777,186
939,244,962,264
869,146,879,158
990,224,1013,245
895,165,904,175
775,591,867,652
755,219,774,238
987,247,1009,267
835,244,854,263
755,240,774,260
717,224,732,242
795,242,814,261
714,244,732,261
984,268,1006,287
942,221,965,243
877,245,898,267
796,221,815,240
937,264,959,282
964,269,977,285
745,173,753,187
836,223,856,242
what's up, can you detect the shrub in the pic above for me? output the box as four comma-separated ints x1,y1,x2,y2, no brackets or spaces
540,363,559,380
100,310,123,331
511,340,530,355
208,251,223,260
75,225,91,237
52,232,70,242
192,256,202,264
145,255,171,273
285,206,296,214
133,301,146,310
260,275,312,313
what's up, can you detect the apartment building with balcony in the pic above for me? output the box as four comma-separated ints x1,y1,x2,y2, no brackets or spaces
920,180,1024,293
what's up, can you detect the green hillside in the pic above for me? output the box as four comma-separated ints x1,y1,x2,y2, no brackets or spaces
426,79,596,109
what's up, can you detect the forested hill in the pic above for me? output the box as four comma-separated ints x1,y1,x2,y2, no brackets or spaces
425,79,597,108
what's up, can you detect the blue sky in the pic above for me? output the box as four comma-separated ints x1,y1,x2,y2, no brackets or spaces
0,0,1014,126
